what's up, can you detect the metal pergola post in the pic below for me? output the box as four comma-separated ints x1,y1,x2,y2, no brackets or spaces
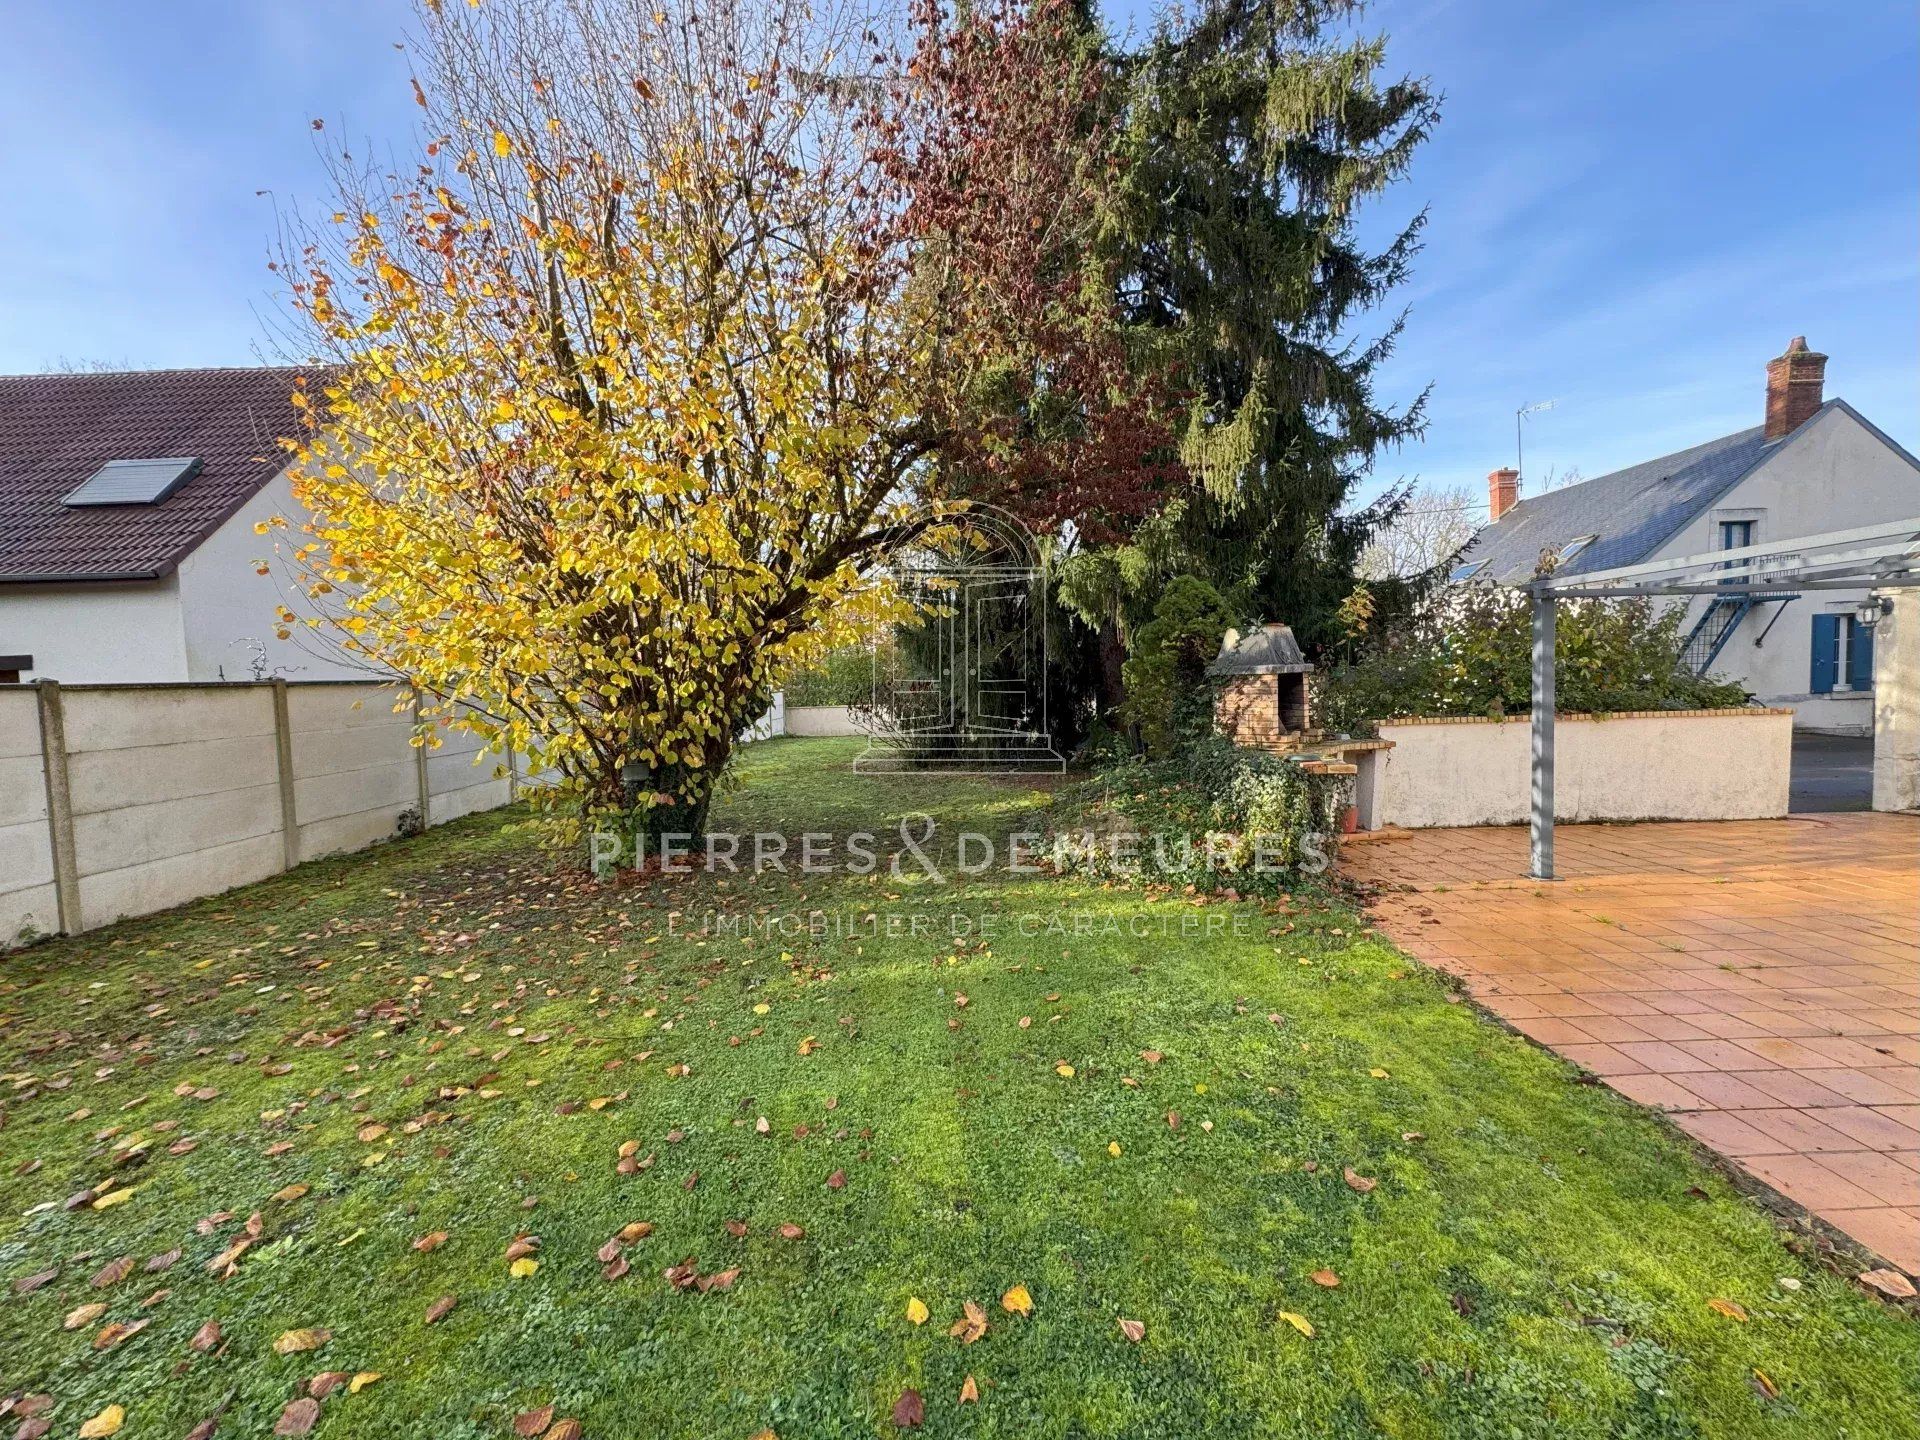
1530,589,1555,880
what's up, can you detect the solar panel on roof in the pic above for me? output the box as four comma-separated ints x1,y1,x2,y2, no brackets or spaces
62,457,202,507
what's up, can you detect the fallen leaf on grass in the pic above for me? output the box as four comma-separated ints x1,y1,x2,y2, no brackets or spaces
510,1257,541,1278
891,1389,924,1428
619,1222,654,1242
1752,1369,1779,1400
91,1256,135,1288
1140,1050,1162,1065
275,1398,320,1437
349,1372,381,1393
1107,1142,1122,1158
1054,1064,1075,1078
1310,1269,1340,1288
308,1373,349,1400
545,1420,583,1440
1118,1317,1145,1343
1001,1284,1033,1316
14,1267,59,1294
424,1293,457,1324
950,1300,988,1344
1707,1298,1749,1321
906,1296,929,1325
271,1184,310,1203
505,1236,541,1263
93,1319,150,1351
1859,1268,1917,1300
64,1302,109,1330
826,1169,847,1190
79,1405,125,1438
413,1231,450,1253
191,1319,223,1351
958,1375,979,1404
274,1327,331,1355
1342,1168,1377,1194
1277,1311,1315,1338
777,1223,805,1240
93,1187,136,1210
514,1404,555,1437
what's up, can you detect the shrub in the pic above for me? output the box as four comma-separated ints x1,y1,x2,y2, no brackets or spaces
783,645,883,707
1316,588,1751,736
1051,735,1346,894
1119,576,1237,756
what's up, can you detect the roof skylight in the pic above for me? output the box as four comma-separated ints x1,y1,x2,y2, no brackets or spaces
62,458,202,507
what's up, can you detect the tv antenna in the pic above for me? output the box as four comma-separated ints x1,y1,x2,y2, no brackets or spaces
1516,399,1556,476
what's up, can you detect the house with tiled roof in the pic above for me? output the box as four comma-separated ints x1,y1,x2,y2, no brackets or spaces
1454,339,1920,733
0,366,366,683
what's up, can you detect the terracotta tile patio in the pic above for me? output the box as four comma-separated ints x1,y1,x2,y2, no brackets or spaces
1347,812,1920,1274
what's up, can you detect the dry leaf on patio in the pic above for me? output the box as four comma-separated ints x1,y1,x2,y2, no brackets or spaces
1001,1284,1033,1316
1118,1317,1145,1343
79,1405,125,1439
958,1375,979,1404
1707,1298,1749,1322
891,1389,924,1428
906,1296,929,1325
514,1404,556,1436
273,1326,331,1354
1342,1168,1377,1194
1277,1311,1315,1338
275,1398,321,1437
1310,1269,1341,1288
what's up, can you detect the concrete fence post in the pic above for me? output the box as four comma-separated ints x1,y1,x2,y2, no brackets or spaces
411,687,432,828
506,741,520,801
34,680,81,934
270,679,301,870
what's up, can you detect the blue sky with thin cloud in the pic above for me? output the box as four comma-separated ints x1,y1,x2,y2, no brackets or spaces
2,0,1913,516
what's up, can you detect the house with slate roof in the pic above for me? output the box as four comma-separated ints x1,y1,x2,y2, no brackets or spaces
0,366,366,684
1454,339,1920,733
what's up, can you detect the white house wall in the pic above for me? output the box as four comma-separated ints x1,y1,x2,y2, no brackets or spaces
176,468,370,682
1656,406,1920,733
0,577,189,683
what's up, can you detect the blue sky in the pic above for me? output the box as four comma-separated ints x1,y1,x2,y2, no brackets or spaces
2,0,1914,516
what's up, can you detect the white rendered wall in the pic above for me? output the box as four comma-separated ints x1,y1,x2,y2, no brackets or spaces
0,577,189,682
1658,407,1920,733
1874,592,1919,813
1373,710,1794,829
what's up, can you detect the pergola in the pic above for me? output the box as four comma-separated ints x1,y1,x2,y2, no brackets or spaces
1523,517,1920,879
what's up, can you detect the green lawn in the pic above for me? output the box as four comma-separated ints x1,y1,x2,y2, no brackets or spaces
1,737,1913,1439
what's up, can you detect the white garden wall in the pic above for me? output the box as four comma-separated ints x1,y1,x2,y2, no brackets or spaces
1370,709,1793,829
785,704,863,737
0,680,528,947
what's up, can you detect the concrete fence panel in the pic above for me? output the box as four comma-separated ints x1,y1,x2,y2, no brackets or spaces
61,686,285,931
2,680,791,947
0,689,57,943
784,705,863,737
1372,709,1794,829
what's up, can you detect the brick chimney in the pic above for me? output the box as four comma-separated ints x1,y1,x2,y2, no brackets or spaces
1764,336,1827,441
1488,467,1520,521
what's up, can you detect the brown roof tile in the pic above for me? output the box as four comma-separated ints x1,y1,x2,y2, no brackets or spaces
0,366,318,582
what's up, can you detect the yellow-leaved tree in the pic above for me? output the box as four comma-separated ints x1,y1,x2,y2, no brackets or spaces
271,0,1143,839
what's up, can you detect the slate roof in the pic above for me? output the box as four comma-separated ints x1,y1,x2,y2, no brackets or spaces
1455,399,1849,585
1207,623,1312,676
0,366,316,583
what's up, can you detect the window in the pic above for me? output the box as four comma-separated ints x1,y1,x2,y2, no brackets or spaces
62,457,201,507
1448,559,1488,583
1810,615,1875,694
1556,534,1597,566
1719,519,1755,550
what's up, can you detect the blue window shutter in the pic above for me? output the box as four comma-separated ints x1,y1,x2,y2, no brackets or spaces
1810,615,1840,694
1848,619,1875,690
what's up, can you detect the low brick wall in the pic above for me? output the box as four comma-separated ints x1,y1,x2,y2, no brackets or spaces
1373,708,1794,828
